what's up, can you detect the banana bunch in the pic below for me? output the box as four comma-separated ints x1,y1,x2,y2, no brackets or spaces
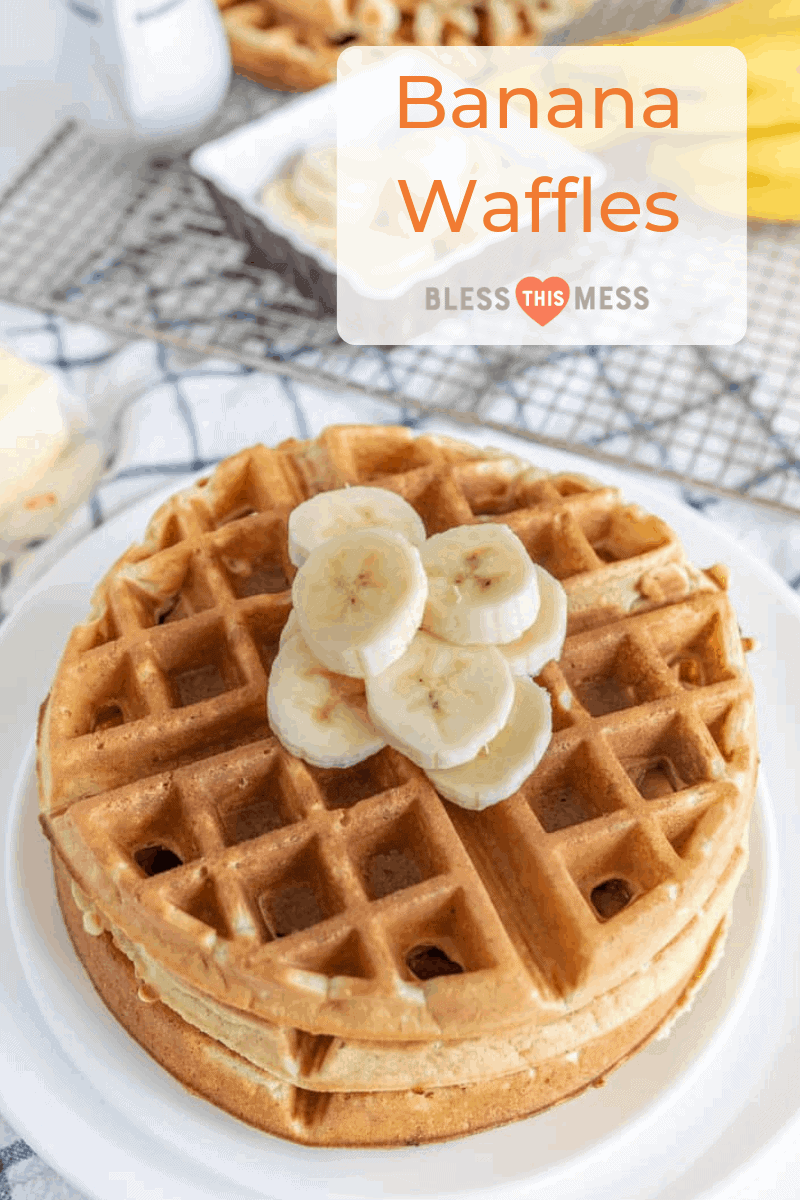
267,487,568,810
604,0,800,222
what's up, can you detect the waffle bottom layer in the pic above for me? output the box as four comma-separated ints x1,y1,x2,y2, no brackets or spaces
54,853,724,1148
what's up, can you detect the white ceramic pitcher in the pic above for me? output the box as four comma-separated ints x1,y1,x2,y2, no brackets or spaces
58,0,231,146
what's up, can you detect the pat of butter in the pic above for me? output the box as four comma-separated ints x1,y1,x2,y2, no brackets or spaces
0,347,68,512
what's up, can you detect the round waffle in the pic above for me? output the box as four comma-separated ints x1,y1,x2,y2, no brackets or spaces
219,0,588,92
61,828,745,1093
38,425,758,1052
55,850,729,1146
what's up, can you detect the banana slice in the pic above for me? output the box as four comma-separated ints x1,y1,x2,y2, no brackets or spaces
498,566,567,677
267,632,385,768
425,677,552,810
365,630,514,770
279,609,299,647
421,523,539,646
292,528,427,678
288,486,427,568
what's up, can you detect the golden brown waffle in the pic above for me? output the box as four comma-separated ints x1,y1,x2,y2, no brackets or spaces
56,851,728,1146
219,0,584,92
38,426,757,1046
63,829,745,1092
221,2,342,92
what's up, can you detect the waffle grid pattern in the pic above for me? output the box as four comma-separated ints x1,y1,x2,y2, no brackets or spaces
220,0,582,94
42,431,754,1040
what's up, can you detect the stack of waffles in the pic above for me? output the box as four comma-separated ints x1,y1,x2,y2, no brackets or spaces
217,0,590,91
37,425,757,1147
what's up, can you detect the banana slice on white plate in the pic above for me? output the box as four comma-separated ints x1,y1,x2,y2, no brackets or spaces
365,630,514,770
288,486,427,568
498,566,567,677
267,632,385,768
425,677,552,810
421,523,539,646
292,528,427,678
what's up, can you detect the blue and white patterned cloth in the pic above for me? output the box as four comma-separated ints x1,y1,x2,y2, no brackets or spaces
3,303,800,621
1,303,799,1200
0,1114,85,1200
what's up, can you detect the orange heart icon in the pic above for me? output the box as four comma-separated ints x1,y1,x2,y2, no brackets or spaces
515,277,570,326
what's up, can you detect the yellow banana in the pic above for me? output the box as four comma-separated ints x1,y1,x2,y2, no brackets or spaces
600,0,800,220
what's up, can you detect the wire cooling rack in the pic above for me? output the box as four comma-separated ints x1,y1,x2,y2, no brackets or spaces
1,70,799,514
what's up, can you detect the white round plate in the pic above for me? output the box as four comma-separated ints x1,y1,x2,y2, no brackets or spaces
1,428,797,1200
3,737,773,1199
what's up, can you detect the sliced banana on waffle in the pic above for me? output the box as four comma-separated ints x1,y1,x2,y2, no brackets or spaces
267,632,385,768
288,486,427,568
274,510,564,806
425,677,552,809
292,528,427,678
365,630,515,770
498,566,567,677
421,524,539,645
279,609,299,646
